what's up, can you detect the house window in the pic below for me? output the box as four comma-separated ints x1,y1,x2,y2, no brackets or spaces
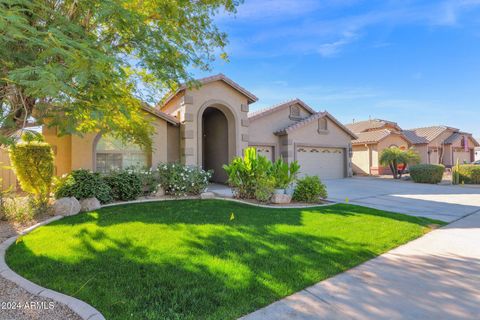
290,105,300,118
318,118,328,131
95,135,149,173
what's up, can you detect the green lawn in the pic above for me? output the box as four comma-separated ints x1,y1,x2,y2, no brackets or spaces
6,200,443,320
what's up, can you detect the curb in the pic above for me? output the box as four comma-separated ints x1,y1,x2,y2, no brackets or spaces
0,216,106,320
100,195,337,210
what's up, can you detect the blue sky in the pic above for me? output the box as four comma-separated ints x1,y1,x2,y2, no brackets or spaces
193,0,480,137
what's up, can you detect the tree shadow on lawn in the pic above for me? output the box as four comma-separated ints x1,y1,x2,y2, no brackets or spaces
8,223,385,320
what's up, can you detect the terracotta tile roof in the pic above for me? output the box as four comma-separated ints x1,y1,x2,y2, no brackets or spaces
248,98,316,121
444,132,480,146
141,104,179,125
402,126,457,145
159,74,258,107
352,129,396,145
274,111,357,139
345,119,401,133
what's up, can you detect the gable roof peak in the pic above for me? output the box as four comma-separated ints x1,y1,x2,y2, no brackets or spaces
159,73,258,108
248,98,316,121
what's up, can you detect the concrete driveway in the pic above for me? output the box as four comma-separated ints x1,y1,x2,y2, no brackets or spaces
324,177,480,222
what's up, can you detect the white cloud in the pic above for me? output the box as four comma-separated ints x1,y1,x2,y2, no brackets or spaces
219,0,480,58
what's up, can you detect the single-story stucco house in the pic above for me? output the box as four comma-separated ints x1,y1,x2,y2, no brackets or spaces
346,120,479,176
37,74,356,184
403,126,479,166
476,145,480,161
345,119,410,175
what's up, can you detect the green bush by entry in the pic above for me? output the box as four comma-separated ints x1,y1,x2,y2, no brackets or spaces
453,165,480,184
54,169,112,203
103,170,142,201
409,164,445,184
293,176,327,203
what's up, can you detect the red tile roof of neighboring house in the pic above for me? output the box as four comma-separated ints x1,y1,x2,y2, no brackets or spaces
274,111,357,139
248,98,316,121
345,119,401,133
159,74,258,108
444,132,480,146
351,129,407,145
402,126,458,145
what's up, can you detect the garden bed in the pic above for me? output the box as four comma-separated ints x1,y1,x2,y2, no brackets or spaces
5,199,443,320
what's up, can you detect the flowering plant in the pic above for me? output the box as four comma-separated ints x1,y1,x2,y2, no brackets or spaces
157,163,212,196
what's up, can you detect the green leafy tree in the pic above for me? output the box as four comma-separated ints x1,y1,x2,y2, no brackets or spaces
379,147,420,179
0,0,240,146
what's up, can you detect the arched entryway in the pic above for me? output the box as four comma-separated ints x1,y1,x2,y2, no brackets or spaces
202,107,230,182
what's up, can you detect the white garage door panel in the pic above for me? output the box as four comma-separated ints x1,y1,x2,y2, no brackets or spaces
253,146,274,162
297,147,345,179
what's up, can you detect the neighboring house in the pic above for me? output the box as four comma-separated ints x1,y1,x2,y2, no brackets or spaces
476,145,480,161
345,119,410,175
37,74,355,184
248,99,357,179
403,126,479,166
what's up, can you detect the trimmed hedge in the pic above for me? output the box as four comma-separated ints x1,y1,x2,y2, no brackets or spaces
409,164,445,184
454,165,480,184
8,141,54,201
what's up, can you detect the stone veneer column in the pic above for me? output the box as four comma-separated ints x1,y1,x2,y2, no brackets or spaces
239,103,250,156
179,94,196,166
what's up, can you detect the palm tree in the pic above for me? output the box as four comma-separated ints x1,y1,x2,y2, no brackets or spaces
380,147,420,179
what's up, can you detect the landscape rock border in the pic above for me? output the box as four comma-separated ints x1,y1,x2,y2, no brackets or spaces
0,196,337,320
0,216,105,320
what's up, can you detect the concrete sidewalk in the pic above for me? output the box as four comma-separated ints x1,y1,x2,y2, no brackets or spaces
240,210,480,320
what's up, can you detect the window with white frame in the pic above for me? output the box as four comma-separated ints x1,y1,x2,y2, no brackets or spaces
95,135,149,173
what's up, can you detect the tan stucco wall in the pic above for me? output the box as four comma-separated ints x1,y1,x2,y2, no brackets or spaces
176,81,251,167
43,126,73,176
248,102,313,160
288,117,353,177
44,112,174,173
160,93,184,118
413,145,429,164
151,119,168,167
352,145,370,175
167,123,180,163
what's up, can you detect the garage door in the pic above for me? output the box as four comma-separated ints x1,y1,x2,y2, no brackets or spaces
252,146,274,162
296,147,345,179
453,150,471,164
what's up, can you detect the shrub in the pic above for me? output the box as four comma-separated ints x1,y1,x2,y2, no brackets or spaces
223,147,273,199
8,135,54,203
54,169,112,203
409,164,445,184
157,163,211,196
454,165,480,184
254,176,275,202
270,159,300,189
104,170,142,201
1,195,37,223
293,176,327,203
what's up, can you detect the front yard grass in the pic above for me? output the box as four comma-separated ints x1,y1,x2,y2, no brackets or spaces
6,200,444,319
